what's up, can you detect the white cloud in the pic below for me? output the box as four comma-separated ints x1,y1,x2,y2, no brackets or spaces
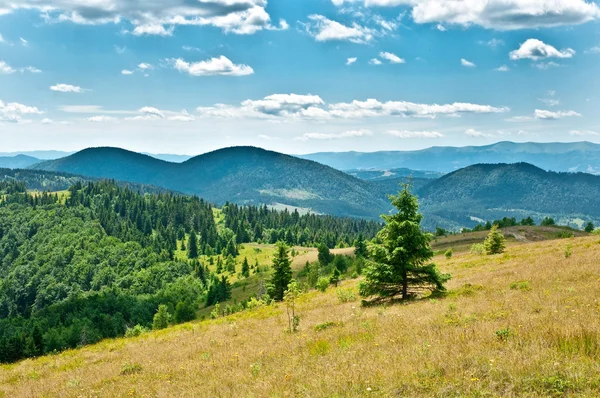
121,69,134,75
302,14,374,44
386,130,444,138
346,57,357,65
465,128,492,137
332,0,600,30
132,24,174,37
168,110,195,122
50,84,86,93
479,38,504,48
138,63,153,70
19,37,27,45
0,60,16,74
40,118,69,125
168,56,254,77
585,46,600,54
436,24,446,31
297,129,373,141
22,66,41,73
533,61,561,69
534,109,581,120
569,130,599,136
196,94,508,121
88,115,117,122
369,58,382,65
379,51,405,64
139,107,164,119
0,99,43,123
538,98,559,107
495,65,509,72
0,0,281,36
510,39,575,60
461,58,476,67
0,34,4,43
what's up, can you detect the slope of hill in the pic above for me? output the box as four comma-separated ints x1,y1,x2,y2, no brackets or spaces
300,141,600,173
346,167,443,180
416,163,600,229
0,155,40,169
32,146,390,219
2,235,599,397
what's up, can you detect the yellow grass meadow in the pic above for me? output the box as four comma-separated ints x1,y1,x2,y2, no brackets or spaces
1,235,599,397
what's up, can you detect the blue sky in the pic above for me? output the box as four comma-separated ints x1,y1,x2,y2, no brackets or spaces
1,0,600,155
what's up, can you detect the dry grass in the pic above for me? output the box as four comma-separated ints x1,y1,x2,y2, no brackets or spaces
2,236,600,397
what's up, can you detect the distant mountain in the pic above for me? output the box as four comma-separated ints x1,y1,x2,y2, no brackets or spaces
347,168,443,180
0,155,41,169
32,146,390,219
142,153,192,163
416,163,600,230
300,141,600,173
0,151,73,160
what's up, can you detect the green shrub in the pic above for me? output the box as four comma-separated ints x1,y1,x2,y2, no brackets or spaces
484,225,506,255
120,363,143,375
564,244,572,259
444,248,453,259
336,288,357,303
470,243,485,255
152,304,170,330
316,277,329,292
124,324,148,338
510,281,531,291
315,321,343,331
495,327,513,342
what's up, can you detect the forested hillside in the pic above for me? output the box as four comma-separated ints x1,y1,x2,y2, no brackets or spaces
417,163,600,229
0,180,380,363
32,147,391,219
0,155,40,169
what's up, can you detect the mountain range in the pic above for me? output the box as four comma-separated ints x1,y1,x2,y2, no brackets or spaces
26,145,600,229
300,141,600,174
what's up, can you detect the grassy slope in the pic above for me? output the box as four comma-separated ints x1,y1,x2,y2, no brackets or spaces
2,236,600,397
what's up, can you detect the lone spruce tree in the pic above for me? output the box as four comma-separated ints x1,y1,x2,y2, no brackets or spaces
484,225,506,255
269,242,293,301
359,185,450,301
187,231,199,259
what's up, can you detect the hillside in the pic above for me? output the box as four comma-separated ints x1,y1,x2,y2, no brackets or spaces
346,168,443,180
0,155,40,169
2,234,599,397
301,141,600,173
32,147,390,219
416,163,600,229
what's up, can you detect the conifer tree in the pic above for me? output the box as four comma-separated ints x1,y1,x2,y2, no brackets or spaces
188,231,199,259
484,224,506,255
216,256,223,273
354,233,368,257
330,268,341,287
152,304,170,330
226,255,236,273
269,242,292,301
359,185,450,300
242,257,250,278
584,221,595,233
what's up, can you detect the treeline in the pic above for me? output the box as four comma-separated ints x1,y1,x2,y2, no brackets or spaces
462,216,560,233
221,203,381,248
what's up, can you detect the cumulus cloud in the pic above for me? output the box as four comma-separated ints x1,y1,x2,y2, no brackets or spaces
302,14,374,44
50,84,86,93
585,46,600,54
369,58,382,65
0,60,15,74
331,0,600,30
386,130,444,138
510,39,575,60
495,65,509,72
465,128,492,137
0,0,284,36
296,129,373,141
88,115,117,122
121,70,134,75
461,58,476,67
346,57,357,65
0,99,43,123
168,56,254,77
379,51,405,64
570,130,599,136
195,94,508,122
534,109,581,120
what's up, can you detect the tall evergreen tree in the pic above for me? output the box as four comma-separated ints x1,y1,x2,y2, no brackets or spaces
269,242,293,301
241,257,250,278
359,185,450,300
188,231,199,259
584,221,595,233
354,234,368,257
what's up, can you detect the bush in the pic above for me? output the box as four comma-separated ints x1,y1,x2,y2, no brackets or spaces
316,277,329,292
314,321,343,331
173,301,196,323
444,248,453,259
124,324,149,338
564,244,572,259
509,281,530,291
495,327,513,342
336,288,357,303
470,243,485,255
120,363,143,375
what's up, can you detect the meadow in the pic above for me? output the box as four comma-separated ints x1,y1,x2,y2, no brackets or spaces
1,233,599,397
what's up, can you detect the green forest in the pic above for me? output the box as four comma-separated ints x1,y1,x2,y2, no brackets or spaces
0,180,381,363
